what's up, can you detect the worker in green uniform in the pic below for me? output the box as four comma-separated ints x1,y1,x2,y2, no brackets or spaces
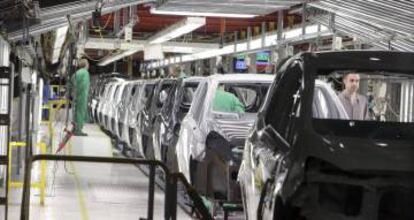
72,58,90,136
213,85,245,113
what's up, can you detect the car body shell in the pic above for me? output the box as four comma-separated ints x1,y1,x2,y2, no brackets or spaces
238,51,414,220
120,80,144,147
108,81,128,134
128,80,158,157
151,77,203,170
133,79,176,159
175,74,274,201
238,80,349,220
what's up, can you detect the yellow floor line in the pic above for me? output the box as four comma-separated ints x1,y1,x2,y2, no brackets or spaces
68,141,90,220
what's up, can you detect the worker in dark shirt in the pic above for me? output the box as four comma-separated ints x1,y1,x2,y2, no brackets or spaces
338,73,369,120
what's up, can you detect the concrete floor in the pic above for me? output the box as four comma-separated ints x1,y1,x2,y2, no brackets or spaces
7,123,192,220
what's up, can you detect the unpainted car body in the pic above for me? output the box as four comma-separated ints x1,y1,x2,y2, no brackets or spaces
96,78,124,127
129,80,158,157
107,81,128,134
133,79,176,159
117,80,142,142
101,81,123,131
176,73,274,202
152,77,203,171
89,73,128,123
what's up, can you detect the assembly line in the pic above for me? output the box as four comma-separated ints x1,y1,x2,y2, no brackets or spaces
0,0,414,219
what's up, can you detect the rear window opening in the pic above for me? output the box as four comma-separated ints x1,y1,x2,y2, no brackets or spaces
312,71,414,139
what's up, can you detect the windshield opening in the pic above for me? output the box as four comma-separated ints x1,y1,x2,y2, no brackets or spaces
213,83,270,114
182,82,199,106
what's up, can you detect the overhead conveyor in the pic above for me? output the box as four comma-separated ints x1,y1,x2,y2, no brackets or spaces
152,0,303,17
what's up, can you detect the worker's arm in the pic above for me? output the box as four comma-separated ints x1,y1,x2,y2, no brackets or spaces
233,96,245,113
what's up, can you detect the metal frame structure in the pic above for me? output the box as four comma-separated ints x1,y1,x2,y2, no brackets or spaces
147,22,332,69
8,0,155,41
0,64,13,220
20,155,213,220
308,0,414,51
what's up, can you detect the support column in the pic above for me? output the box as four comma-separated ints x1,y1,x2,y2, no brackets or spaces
277,10,285,61
127,56,133,76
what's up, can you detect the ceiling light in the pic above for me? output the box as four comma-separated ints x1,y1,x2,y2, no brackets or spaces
151,8,257,18
148,24,331,68
149,17,206,44
98,49,141,66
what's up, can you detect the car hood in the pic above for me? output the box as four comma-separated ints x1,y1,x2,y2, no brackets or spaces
305,134,414,172
209,113,256,145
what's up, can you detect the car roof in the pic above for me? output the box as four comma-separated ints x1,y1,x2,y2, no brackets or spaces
207,74,274,83
290,51,414,75
183,76,204,83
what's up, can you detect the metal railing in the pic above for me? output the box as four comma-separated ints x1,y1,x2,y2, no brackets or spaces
8,142,47,206
20,154,213,220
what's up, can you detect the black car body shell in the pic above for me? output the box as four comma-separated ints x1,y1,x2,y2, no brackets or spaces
251,51,414,219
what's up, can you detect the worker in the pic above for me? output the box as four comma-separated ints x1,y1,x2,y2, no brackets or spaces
338,73,369,120
167,65,178,78
178,66,187,78
71,58,90,136
213,85,245,113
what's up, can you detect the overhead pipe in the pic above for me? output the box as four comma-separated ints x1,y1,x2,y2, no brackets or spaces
8,0,154,41
317,0,414,34
310,0,414,35
311,14,414,52
321,0,414,23
310,6,414,36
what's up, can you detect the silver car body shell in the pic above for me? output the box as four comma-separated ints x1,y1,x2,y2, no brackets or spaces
120,80,144,147
176,74,275,181
96,78,124,127
128,80,157,155
113,81,132,138
102,82,121,130
153,76,204,161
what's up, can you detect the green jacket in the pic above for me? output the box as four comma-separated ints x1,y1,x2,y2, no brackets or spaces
213,89,245,113
71,68,90,131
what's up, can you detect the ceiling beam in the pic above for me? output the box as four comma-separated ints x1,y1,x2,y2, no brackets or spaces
8,0,154,41
148,23,332,68
82,38,219,53
98,48,141,66
148,17,206,44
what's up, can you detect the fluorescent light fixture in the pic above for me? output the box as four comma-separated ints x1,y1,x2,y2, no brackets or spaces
151,8,257,18
98,49,140,66
0,36,10,67
144,44,164,60
150,24,332,68
149,17,206,44
52,25,69,64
